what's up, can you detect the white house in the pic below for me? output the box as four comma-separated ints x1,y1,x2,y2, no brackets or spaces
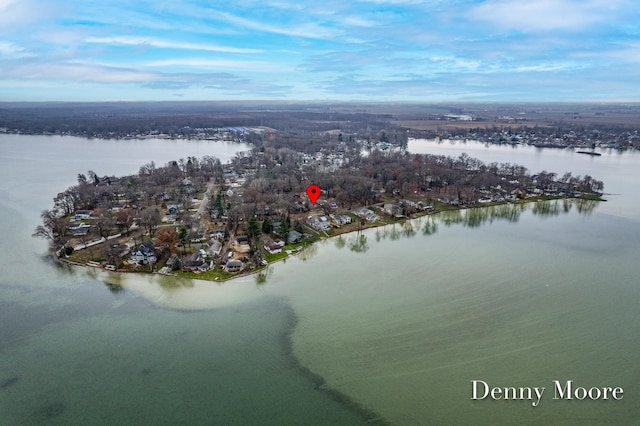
73,210,92,221
355,207,378,222
307,215,331,231
129,241,157,264
329,214,352,227
264,239,282,255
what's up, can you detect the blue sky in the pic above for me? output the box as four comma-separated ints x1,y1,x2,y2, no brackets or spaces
1,0,639,102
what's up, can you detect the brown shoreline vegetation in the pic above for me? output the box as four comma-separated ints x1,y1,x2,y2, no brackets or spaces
33,128,605,283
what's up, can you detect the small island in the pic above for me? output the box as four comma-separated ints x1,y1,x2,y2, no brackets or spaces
33,128,605,281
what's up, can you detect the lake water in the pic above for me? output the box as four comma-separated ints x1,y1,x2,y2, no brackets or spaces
1,135,639,425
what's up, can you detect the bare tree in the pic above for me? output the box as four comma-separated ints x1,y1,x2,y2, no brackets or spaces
139,208,161,236
32,209,68,247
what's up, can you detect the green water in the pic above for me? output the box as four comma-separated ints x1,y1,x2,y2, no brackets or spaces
267,208,640,424
1,135,639,425
0,295,368,425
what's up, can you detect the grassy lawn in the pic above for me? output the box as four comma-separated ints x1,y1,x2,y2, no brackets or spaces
263,248,289,263
176,268,234,281
283,240,311,251
577,193,606,201
377,215,405,225
67,248,107,264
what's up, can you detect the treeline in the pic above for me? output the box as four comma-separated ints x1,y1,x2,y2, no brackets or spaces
233,147,604,219
33,136,604,253
409,123,640,149
33,155,225,248
0,102,404,142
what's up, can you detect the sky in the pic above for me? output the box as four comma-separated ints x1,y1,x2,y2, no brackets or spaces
1,0,639,102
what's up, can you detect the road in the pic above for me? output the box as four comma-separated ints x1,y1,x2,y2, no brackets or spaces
196,179,216,218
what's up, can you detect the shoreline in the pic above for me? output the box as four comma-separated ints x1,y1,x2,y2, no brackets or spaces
278,301,391,425
3,131,638,152
56,193,605,284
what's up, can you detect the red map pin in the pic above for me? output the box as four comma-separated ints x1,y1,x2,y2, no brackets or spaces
306,184,321,205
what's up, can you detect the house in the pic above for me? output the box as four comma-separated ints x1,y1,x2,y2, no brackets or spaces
69,222,91,236
208,240,222,257
307,215,331,231
416,201,433,211
129,241,157,264
184,252,211,272
226,187,242,197
287,230,303,244
272,222,282,235
383,203,402,217
329,214,352,227
236,236,251,253
226,259,243,272
211,229,226,240
73,210,92,221
264,239,282,255
354,207,378,222
403,200,421,211
190,224,209,243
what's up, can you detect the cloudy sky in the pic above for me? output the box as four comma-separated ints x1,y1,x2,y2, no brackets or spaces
1,0,639,102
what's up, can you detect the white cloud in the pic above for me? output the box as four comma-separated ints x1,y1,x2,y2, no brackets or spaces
468,0,626,32
209,10,338,39
145,58,292,72
586,42,640,63
0,0,17,11
85,36,262,54
0,0,65,31
511,63,581,72
1,61,158,83
343,16,378,27
0,41,22,55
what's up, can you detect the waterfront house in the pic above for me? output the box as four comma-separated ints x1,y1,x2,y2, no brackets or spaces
129,241,157,264
69,222,91,236
329,214,352,227
307,215,331,231
264,239,282,255
287,230,303,244
383,203,403,217
354,207,378,222
73,210,92,221
225,259,243,272
184,252,211,272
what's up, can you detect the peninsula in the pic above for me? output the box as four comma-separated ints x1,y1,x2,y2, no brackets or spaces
32,116,605,281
